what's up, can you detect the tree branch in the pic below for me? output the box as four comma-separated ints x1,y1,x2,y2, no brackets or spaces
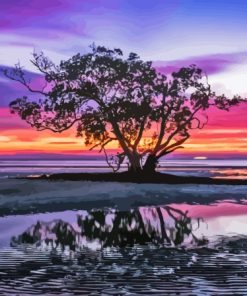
89,137,117,152
2,69,48,96
157,105,201,152
157,134,189,159
34,116,82,133
133,115,147,149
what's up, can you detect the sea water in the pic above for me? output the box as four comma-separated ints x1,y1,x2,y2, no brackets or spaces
1,158,247,179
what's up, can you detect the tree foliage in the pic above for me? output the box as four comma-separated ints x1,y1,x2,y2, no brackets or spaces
3,45,242,172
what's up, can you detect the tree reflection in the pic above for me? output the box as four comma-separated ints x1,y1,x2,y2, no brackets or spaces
12,206,206,250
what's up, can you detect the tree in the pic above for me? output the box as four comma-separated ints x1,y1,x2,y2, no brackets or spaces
3,45,242,173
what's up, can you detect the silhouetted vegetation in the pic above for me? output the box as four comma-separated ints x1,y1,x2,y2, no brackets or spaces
3,45,243,173
30,171,247,185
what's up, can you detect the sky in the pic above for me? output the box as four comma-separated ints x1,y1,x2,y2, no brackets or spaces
0,0,247,158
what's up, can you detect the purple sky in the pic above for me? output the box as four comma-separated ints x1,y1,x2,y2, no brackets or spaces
1,0,247,96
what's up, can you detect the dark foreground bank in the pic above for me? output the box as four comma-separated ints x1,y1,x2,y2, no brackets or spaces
24,171,247,185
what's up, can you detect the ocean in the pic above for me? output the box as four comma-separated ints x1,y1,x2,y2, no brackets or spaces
1,158,247,179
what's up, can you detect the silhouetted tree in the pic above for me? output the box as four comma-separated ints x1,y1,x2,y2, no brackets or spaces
3,45,242,173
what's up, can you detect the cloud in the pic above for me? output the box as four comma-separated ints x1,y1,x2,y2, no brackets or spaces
0,65,45,107
0,1,71,29
0,0,102,37
206,103,247,129
49,141,78,145
153,51,247,75
0,108,29,130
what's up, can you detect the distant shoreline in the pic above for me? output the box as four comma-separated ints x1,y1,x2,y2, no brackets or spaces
3,165,247,168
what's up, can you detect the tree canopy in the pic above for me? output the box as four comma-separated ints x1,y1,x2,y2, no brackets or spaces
3,45,242,173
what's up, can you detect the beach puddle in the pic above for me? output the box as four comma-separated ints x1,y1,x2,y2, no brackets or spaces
1,201,247,294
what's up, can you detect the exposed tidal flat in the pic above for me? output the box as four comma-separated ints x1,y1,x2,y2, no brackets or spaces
1,161,247,294
1,196,247,295
0,178,247,215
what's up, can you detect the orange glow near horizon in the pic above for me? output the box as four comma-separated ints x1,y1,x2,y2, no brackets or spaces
1,104,247,157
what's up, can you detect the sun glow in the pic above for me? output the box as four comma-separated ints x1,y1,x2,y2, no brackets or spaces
193,156,208,160
0,136,11,142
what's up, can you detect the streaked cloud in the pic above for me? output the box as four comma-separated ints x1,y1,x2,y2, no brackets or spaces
154,51,247,76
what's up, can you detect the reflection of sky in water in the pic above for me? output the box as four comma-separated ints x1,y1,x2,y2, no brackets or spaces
2,202,247,249
211,168,247,179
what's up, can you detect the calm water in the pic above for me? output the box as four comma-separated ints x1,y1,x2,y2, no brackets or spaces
1,159,247,179
1,160,247,295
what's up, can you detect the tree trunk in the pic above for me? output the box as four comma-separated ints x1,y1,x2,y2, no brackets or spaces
128,153,142,173
128,165,142,173
143,154,158,174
